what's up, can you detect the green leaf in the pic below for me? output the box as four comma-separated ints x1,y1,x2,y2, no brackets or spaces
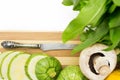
73,0,89,11
105,27,120,50
79,0,89,10
112,0,120,6
108,3,117,13
72,19,109,54
98,34,112,46
79,33,88,42
62,0,110,42
117,53,120,62
62,0,89,11
80,27,94,42
109,8,120,28
72,0,80,11
62,0,73,6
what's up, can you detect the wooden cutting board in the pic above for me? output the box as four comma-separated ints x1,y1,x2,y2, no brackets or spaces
0,32,80,67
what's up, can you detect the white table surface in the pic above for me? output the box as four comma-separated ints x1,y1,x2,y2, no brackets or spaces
0,0,78,32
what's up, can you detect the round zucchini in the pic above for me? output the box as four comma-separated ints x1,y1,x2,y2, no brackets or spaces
57,65,87,80
25,54,47,80
35,56,62,80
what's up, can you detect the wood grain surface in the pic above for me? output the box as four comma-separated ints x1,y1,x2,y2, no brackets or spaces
0,32,80,66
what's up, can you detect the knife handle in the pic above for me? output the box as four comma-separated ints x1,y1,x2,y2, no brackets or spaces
1,41,40,48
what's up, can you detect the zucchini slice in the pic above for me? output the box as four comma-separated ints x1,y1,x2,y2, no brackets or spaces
25,54,47,80
8,53,31,80
0,51,13,79
1,51,20,79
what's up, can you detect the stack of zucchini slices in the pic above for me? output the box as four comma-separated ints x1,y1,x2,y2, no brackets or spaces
0,51,62,80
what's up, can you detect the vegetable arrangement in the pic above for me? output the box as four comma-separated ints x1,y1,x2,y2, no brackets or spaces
1,0,120,80
0,49,119,80
0,51,62,80
0,51,87,80
62,0,120,55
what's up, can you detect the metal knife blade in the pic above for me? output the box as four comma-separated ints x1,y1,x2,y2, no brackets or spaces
1,41,77,51
40,43,77,51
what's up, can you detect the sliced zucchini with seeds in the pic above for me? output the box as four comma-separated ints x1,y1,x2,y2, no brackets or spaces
8,53,31,80
1,51,21,79
0,51,13,79
25,54,47,80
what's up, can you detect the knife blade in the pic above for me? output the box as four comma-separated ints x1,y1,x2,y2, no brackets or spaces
1,41,77,51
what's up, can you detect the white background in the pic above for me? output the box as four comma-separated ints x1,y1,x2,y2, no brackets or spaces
0,0,78,31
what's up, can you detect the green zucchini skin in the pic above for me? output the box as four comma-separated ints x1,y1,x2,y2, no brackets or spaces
8,53,31,80
0,52,62,80
1,51,20,79
25,53,48,80
35,56,62,80
56,65,87,80
0,51,13,79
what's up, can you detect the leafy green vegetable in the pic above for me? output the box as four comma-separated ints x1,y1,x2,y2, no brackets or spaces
79,0,89,10
112,0,120,6
72,19,109,54
109,8,120,28
62,0,89,11
103,8,120,50
57,65,87,80
108,3,116,13
105,27,120,50
62,0,111,43
98,34,112,46
62,0,120,54
62,0,73,6
72,0,89,11
117,53,120,62
72,0,80,10
80,27,95,42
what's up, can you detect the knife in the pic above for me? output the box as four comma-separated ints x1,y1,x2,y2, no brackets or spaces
1,41,77,51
